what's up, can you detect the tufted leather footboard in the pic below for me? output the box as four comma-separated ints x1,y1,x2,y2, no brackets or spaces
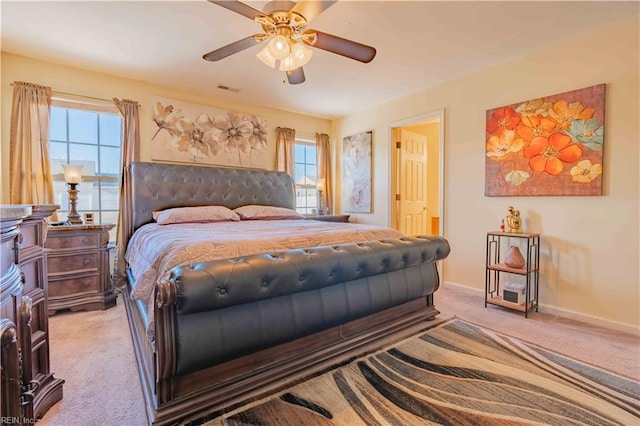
166,236,450,375
128,234,451,424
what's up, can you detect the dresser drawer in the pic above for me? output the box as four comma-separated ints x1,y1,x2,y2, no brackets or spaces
20,256,46,294
18,220,42,252
48,274,100,297
46,233,100,250
48,252,99,274
0,237,15,277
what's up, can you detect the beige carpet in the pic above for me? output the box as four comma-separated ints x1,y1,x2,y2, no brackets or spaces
40,284,640,426
40,297,146,426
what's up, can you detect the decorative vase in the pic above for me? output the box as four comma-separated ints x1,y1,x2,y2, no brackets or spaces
504,245,525,269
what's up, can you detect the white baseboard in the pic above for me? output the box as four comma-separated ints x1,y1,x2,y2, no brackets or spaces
442,281,640,337
443,281,484,293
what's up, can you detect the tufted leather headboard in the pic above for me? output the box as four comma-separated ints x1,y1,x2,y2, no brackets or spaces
129,162,295,231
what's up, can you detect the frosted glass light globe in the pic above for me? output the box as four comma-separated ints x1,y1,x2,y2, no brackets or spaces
267,35,290,60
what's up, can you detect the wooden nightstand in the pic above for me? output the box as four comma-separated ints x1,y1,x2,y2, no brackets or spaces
45,224,116,314
304,214,350,223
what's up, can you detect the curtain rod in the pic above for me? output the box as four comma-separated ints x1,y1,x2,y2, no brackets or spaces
52,90,112,103
296,131,317,141
10,82,129,104
54,90,141,107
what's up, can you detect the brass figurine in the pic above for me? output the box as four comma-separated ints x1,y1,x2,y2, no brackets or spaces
506,206,522,233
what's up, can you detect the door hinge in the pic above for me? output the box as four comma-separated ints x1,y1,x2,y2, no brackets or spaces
396,141,401,149
395,194,401,201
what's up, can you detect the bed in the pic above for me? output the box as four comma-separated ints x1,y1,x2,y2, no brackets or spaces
121,161,450,425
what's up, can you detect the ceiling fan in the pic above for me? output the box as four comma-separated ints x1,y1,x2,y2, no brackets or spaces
203,0,377,85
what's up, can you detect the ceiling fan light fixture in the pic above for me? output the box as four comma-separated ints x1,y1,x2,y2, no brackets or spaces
267,35,290,60
278,42,313,71
256,45,277,68
204,0,374,84
292,42,312,63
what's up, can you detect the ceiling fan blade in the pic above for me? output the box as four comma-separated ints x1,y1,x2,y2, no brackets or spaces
286,67,305,85
207,0,265,20
203,35,262,61
290,1,337,22
305,30,376,63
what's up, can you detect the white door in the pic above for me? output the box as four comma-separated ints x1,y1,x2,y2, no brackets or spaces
398,129,428,236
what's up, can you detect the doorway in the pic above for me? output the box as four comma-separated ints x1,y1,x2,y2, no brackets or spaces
389,110,444,237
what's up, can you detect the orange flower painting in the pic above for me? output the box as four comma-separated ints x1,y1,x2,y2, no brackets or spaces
485,84,605,196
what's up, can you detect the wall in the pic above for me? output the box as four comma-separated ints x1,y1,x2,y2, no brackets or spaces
332,17,640,332
1,52,331,202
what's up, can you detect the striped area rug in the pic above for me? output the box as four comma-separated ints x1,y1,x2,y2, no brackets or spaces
206,318,640,425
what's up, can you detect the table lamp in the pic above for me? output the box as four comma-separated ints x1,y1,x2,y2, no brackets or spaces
62,163,83,224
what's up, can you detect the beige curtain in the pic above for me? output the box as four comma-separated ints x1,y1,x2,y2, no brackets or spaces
316,132,333,214
275,127,296,177
9,81,55,206
112,98,141,290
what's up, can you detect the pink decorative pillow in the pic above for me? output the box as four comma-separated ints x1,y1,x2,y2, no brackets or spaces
234,205,303,220
153,206,240,225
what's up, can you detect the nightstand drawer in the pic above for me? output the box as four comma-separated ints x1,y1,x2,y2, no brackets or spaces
46,233,100,250
48,252,99,274
49,274,100,297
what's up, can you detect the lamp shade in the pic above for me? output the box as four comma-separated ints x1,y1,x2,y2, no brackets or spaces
62,163,83,184
279,43,313,71
316,177,326,191
256,46,276,68
267,35,290,60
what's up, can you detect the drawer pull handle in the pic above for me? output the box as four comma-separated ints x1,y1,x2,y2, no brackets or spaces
83,259,91,265
82,281,91,288
82,238,90,244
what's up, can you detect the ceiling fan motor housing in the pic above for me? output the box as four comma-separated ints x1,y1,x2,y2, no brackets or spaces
262,1,297,15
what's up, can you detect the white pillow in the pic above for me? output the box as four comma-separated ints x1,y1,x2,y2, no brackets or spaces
234,205,303,220
153,205,240,225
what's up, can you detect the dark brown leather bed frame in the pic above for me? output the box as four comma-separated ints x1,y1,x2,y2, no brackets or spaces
121,161,450,425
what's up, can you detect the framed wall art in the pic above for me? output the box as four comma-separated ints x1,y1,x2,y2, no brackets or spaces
342,130,372,212
150,97,269,169
485,84,605,196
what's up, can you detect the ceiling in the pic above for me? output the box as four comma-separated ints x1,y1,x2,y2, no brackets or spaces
2,1,638,119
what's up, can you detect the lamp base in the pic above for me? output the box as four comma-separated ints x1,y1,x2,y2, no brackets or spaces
317,189,324,215
67,184,83,225
67,214,83,225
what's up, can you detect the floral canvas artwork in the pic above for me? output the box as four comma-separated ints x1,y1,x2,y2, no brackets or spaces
342,131,372,212
150,97,268,169
485,84,605,196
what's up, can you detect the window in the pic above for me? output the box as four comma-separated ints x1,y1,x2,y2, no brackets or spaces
49,100,122,241
294,140,318,215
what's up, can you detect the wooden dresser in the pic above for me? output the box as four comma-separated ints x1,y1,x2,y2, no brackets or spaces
45,224,116,314
1,205,30,421
1,204,64,421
